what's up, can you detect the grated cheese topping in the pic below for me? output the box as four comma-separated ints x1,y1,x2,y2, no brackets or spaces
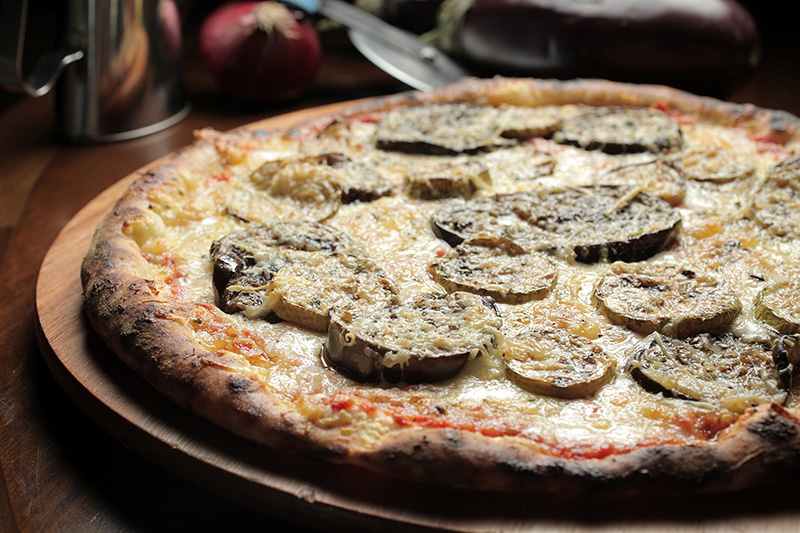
126,103,800,454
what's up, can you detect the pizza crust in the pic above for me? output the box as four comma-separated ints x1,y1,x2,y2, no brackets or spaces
357,403,800,493
81,77,800,492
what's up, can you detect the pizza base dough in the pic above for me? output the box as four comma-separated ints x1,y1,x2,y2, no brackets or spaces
82,77,800,493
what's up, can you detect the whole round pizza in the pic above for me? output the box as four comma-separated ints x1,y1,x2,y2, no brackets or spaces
81,77,800,493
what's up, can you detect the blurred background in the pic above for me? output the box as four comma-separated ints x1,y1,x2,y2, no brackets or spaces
0,0,796,123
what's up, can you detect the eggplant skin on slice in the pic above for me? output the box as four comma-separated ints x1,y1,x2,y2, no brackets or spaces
552,107,683,155
504,328,615,399
322,292,503,383
773,334,800,389
500,185,682,263
626,332,789,413
495,104,563,139
251,153,392,204
312,153,393,203
429,236,557,304
431,185,680,263
430,197,527,247
265,252,398,332
594,263,740,337
211,222,353,316
210,222,397,331
374,103,517,155
404,160,491,200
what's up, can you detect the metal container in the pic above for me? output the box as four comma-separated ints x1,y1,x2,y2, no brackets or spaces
0,0,190,143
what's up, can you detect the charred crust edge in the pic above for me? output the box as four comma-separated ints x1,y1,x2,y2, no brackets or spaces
80,76,800,493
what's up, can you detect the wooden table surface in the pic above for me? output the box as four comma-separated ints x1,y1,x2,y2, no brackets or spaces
2,11,800,531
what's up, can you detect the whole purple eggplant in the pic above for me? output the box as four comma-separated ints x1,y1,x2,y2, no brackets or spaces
436,0,760,96
380,0,446,33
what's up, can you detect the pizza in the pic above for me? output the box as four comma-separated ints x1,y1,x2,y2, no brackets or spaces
81,77,800,493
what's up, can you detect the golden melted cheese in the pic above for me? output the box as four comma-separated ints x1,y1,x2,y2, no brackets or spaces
129,109,799,456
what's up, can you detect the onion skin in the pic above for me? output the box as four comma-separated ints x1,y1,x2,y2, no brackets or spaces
437,0,760,96
200,1,321,103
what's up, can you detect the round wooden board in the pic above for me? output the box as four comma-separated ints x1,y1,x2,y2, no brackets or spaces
34,102,800,532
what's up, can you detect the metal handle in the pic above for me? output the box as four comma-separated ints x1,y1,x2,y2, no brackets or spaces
0,0,83,96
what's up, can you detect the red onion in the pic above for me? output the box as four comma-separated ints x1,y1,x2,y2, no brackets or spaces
200,1,322,103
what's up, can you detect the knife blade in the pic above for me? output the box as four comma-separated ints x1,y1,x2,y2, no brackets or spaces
282,0,469,90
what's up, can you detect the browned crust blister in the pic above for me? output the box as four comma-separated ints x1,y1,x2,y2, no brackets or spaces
81,77,800,494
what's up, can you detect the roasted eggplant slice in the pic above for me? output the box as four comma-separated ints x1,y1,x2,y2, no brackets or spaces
429,236,557,303
553,107,683,154
627,333,789,412
314,153,393,203
504,328,615,399
599,159,686,205
405,160,490,200
750,155,800,238
249,159,342,221
594,263,740,337
495,104,563,139
211,222,353,314
267,252,398,332
672,146,755,184
500,185,681,262
251,153,392,204
430,197,527,247
211,222,396,329
323,292,503,383
773,334,800,389
374,103,516,155
211,221,351,258
755,280,800,334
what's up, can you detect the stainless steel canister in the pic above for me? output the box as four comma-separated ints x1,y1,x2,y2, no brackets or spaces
0,0,190,143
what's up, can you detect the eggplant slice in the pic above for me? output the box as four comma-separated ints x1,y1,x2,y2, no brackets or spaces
500,185,682,262
627,332,789,412
429,236,557,304
251,152,392,204
431,185,680,262
599,159,686,206
671,146,755,184
504,328,615,399
750,155,800,238
374,103,517,155
404,160,490,200
594,263,741,337
211,222,353,313
266,252,398,332
323,292,503,383
316,153,393,203
210,222,397,330
755,280,800,334
553,107,683,154
495,104,563,139
773,334,800,389
431,197,527,247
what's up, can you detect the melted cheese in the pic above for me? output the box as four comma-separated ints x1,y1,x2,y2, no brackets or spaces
130,114,798,454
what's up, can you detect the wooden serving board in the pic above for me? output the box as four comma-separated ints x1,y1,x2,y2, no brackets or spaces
35,103,800,532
